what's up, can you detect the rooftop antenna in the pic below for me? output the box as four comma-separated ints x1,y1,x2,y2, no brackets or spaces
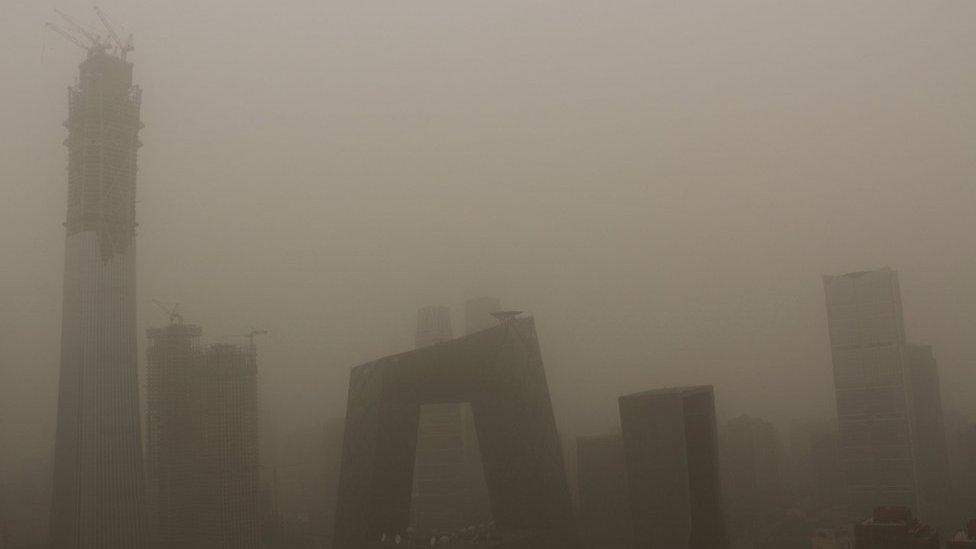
151,299,183,325
93,6,133,61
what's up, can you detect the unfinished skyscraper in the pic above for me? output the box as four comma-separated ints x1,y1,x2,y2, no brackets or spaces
197,343,261,549
146,320,203,548
823,268,950,518
144,322,261,549
50,42,148,548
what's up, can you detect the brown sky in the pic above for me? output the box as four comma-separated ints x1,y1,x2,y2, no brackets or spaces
1,0,974,468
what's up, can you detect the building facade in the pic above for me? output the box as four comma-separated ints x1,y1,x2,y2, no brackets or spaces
823,268,950,518
50,50,148,549
145,322,204,548
410,305,491,532
145,324,261,549
824,268,916,513
618,385,728,548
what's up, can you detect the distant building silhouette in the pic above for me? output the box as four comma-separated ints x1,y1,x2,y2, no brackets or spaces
618,385,728,549
464,297,501,335
415,305,453,348
787,419,845,508
905,344,952,516
823,268,950,518
410,305,491,532
721,415,783,538
576,434,631,549
50,49,149,549
145,323,261,549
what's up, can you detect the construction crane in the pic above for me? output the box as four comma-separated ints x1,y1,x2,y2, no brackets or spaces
54,9,104,49
46,9,109,57
46,22,90,53
152,299,183,325
93,6,133,61
223,330,269,348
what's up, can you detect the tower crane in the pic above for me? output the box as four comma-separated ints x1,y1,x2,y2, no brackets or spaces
152,299,183,325
93,6,133,61
223,330,269,348
45,22,90,53
54,9,105,50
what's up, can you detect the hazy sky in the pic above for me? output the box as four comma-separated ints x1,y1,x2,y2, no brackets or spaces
1,1,974,468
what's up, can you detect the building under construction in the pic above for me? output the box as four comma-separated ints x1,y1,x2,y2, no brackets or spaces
49,12,148,548
145,322,261,549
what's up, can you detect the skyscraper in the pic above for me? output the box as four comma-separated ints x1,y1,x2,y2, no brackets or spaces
904,344,951,514
50,49,147,548
823,268,950,517
144,324,261,549
145,321,203,548
618,385,728,549
197,344,261,549
415,305,453,348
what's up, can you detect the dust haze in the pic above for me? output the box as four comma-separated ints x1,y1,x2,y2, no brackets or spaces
1,0,975,489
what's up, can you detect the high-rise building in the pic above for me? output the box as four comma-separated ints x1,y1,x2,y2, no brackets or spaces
618,385,728,548
853,506,941,548
823,268,950,517
823,268,913,512
415,305,453,348
145,323,261,549
196,343,262,548
145,321,204,548
905,344,952,513
50,48,148,549
410,306,491,532
721,415,783,537
464,297,500,335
